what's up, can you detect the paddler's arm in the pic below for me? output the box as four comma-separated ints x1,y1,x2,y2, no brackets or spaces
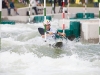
42,31,65,38
41,33,50,38
57,32,66,37
42,35,45,38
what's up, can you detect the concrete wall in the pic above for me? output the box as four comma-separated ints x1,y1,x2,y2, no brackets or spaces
2,7,99,17
2,16,34,23
1,13,77,23
2,7,43,16
80,20,99,43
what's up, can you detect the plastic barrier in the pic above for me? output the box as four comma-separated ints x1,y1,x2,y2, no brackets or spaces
1,21,15,24
75,13,94,19
70,21,81,38
76,13,84,19
33,16,52,23
57,29,73,39
85,13,94,18
56,21,81,38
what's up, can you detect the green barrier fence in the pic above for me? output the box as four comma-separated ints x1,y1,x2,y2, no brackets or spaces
70,21,81,38
75,13,94,19
57,21,81,38
33,16,52,23
1,21,15,24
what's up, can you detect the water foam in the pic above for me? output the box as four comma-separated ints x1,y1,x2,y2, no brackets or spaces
0,51,100,75
1,20,100,75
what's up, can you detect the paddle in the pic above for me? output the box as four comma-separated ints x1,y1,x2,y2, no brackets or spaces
38,27,44,35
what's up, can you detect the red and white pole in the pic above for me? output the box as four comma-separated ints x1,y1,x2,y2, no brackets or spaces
62,0,65,33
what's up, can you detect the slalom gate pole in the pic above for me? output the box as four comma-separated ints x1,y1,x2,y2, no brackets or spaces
0,0,2,24
99,0,100,44
44,0,47,42
28,0,31,23
51,0,54,20
83,2,87,18
62,0,65,34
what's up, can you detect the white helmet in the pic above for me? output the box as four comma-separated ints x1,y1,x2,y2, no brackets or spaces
43,19,51,25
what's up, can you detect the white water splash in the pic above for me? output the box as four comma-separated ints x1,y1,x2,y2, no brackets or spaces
1,20,100,75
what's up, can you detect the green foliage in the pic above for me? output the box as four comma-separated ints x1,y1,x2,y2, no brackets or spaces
88,0,93,3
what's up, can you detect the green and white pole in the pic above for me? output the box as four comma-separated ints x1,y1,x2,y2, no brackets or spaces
0,0,2,23
99,0,100,43
51,0,54,20
44,0,47,42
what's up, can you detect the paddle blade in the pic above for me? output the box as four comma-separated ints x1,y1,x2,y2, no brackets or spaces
54,42,63,48
38,28,44,35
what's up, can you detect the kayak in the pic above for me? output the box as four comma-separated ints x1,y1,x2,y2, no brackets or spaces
38,27,63,48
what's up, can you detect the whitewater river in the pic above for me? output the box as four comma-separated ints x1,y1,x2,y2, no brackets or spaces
0,20,100,75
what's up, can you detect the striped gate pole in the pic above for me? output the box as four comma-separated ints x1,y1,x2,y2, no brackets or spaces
44,0,47,42
83,2,87,18
62,0,65,34
0,0,2,23
99,0,100,43
28,0,31,23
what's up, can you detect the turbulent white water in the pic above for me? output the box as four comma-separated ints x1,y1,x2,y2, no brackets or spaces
0,20,100,75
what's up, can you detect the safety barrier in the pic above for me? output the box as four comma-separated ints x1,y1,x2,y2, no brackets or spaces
57,21,81,38
1,21,15,24
33,16,52,23
72,13,95,19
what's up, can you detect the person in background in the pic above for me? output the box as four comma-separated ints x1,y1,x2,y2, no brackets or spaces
10,0,19,15
22,0,28,5
85,0,88,4
30,0,39,15
54,0,57,13
18,0,22,3
65,0,68,5
58,0,62,13
71,0,75,4
50,0,57,13
93,0,98,7
37,0,43,6
2,0,11,16
58,0,67,13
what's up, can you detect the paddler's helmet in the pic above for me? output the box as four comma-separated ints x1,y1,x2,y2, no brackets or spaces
43,19,51,25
